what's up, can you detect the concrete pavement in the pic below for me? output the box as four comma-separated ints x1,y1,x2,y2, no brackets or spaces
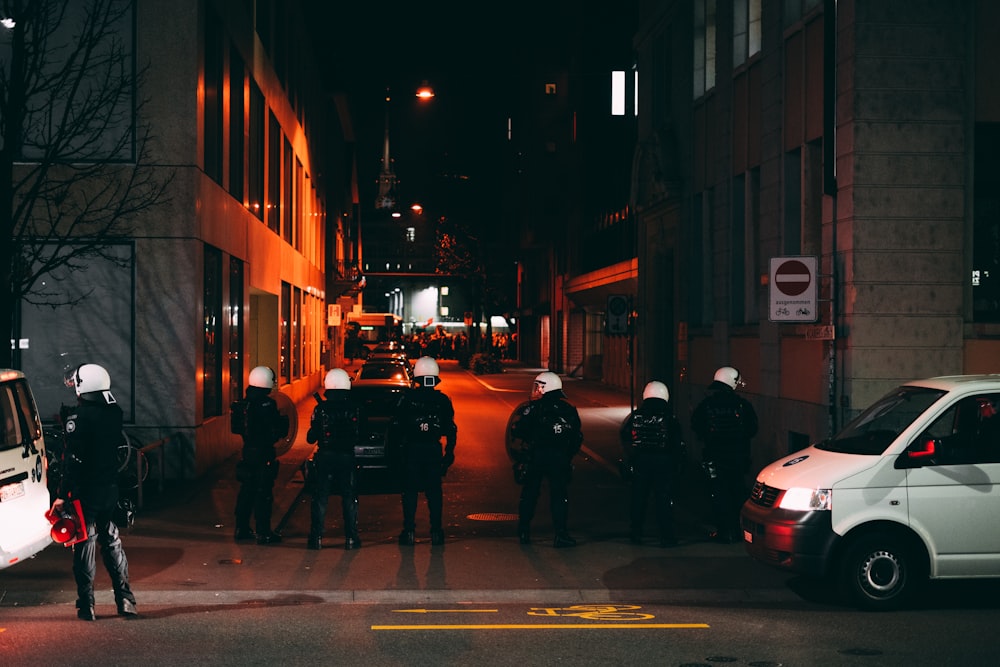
0,362,800,611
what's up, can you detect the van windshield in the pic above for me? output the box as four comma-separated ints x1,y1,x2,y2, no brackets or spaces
817,386,946,455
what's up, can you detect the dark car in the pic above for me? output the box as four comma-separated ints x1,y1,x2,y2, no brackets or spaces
349,360,413,493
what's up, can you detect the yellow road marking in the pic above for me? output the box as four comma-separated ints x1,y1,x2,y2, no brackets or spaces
393,609,499,613
372,623,710,630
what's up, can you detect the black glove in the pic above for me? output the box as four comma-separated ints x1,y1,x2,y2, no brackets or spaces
441,451,455,475
512,462,527,485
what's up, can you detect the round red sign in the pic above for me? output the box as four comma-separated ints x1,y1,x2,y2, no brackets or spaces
774,260,812,296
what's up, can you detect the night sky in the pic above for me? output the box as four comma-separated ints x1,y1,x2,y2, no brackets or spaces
301,1,578,217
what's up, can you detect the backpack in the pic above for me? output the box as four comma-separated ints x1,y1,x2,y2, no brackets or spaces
230,399,248,436
317,401,359,452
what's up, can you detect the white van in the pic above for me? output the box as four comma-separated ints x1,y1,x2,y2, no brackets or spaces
741,374,1000,610
0,369,52,568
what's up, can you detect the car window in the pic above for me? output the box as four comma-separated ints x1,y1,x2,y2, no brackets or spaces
358,363,408,381
914,393,1000,465
818,386,945,455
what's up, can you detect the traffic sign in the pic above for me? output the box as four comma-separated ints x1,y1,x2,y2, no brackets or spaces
769,256,818,322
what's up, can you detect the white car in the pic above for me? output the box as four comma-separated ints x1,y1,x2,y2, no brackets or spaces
0,369,53,568
741,374,1000,610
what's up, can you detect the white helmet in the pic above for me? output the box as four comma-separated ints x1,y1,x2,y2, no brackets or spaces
73,364,111,396
324,368,351,390
532,371,562,399
642,380,669,402
713,366,744,390
413,356,440,387
249,365,276,389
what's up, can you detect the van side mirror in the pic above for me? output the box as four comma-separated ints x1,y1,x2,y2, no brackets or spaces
896,438,937,469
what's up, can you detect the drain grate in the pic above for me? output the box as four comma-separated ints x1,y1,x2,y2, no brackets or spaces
466,512,519,522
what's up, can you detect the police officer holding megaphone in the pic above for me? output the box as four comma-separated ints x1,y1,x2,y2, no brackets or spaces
49,363,138,621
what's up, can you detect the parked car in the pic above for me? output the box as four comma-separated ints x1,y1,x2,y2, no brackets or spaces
741,374,1000,610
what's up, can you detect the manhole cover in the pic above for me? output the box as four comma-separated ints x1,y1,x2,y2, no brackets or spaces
467,512,519,522
219,558,244,565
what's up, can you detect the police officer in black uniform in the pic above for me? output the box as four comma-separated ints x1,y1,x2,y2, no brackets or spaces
690,366,758,543
231,365,289,544
619,381,686,547
306,368,362,550
393,357,457,546
50,363,138,621
509,371,583,548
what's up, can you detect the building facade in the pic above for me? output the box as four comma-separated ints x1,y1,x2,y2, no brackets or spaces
16,0,358,477
626,0,1000,467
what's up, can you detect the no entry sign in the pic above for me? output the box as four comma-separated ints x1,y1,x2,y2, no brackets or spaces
769,256,818,322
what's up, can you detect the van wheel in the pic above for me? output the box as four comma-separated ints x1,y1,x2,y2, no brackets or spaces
839,533,925,611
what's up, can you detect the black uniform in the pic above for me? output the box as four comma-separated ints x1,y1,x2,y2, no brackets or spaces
57,389,136,619
509,389,583,547
619,397,686,546
690,380,758,542
306,389,361,549
232,385,289,543
393,384,457,544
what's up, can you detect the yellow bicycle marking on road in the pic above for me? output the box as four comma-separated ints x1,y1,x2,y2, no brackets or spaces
373,604,710,630
528,604,654,620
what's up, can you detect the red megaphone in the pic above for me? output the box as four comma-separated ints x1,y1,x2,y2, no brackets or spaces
50,516,78,543
45,499,88,547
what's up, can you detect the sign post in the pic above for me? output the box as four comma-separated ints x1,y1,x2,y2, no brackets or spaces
769,256,818,323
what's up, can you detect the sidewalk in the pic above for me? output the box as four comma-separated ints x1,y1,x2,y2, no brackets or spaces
0,361,797,608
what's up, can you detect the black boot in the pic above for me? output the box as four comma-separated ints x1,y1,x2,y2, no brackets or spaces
77,604,96,621
554,531,577,548
234,527,256,542
430,529,445,546
117,599,139,618
518,524,531,545
344,536,361,550
398,530,415,546
307,536,322,550
256,531,282,545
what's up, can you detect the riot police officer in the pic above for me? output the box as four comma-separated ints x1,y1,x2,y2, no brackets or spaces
690,366,758,543
509,371,583,548
393,357,457,546
619,381,686,547
50,363,138,621
231,365,289,545
306,368,362,550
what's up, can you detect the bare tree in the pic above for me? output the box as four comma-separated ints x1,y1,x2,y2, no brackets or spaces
435,217,515,358
0,0,170,368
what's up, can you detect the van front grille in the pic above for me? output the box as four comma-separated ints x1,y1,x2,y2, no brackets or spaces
749,481,780,508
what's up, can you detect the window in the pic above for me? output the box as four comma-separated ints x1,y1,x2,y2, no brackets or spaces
203,246,223,417
733,0,762,67
229,47,245,202
248,81,264,220
229,257,244,402
268,112,281,233
693,0,717,98
203,8,224,185
280,282,291,384
916,395,1000,465
974,123,1000,322
784,0,823,29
